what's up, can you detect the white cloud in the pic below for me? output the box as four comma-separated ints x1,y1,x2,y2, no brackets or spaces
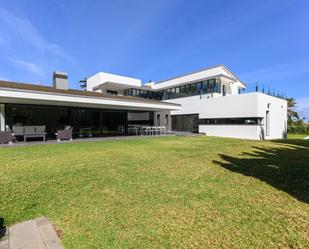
6,58,44,77
0,7,58,53
0,7,80,80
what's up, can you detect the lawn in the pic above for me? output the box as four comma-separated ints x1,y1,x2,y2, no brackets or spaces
0,136,308,249
288,133,309,139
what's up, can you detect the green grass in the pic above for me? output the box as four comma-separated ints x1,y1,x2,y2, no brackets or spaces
1,136,308,249
288,133,309,139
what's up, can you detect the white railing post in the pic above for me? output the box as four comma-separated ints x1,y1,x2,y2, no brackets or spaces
0,104,5,131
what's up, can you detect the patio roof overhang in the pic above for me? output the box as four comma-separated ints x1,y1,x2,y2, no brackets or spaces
0,86,181,112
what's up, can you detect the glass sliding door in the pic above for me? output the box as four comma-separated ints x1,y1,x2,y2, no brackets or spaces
5,104,128,139
172,114,199,132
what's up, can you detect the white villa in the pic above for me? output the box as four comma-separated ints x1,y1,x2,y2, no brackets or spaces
0,65,287,141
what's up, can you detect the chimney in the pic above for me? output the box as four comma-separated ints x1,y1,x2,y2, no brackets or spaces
53,71,68,90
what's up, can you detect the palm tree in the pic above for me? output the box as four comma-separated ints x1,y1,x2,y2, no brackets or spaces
79,78,87,90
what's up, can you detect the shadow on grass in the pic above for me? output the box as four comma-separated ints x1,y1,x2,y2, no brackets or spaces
213,139,309,203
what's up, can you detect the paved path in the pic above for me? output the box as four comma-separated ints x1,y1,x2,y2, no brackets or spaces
0,134,176,147
0,217,62,249
0,132,205,148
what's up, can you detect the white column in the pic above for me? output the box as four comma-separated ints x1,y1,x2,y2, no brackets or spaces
0,104,5,131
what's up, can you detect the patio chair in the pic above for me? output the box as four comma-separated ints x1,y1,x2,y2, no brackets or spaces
144,127,152,136
0,131,14,144
152,126,160,135
56,126,73,141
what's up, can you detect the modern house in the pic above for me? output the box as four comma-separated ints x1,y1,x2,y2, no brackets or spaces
0,65,287,140
87,65,287,140
0,72,180,139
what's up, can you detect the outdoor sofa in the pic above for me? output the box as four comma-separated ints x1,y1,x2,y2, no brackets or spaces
12,125,47,142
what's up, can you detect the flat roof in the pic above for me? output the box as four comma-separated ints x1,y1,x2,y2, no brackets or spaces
155,64,246,87
0,80,180,107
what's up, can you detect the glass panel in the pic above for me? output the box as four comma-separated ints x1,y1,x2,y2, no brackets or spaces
191,83,197,95
4,104,128,139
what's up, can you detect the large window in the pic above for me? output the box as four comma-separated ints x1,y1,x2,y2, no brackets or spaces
4,104,131,138
172,114,199,132
199,117,263,125
124,78,221,101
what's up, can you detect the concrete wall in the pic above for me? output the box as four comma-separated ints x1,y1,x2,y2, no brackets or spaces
154,110,172,132
0,104,5,131
87,72,141,91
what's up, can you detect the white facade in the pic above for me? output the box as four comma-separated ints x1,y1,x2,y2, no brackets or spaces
88,65,287,140
0,80,180,134
0,65,287,140
87,72,142,93
0,87,178,111
166,93,287,140
152,65,245,89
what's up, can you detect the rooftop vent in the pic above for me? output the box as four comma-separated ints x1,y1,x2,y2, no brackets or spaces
53,71,68,90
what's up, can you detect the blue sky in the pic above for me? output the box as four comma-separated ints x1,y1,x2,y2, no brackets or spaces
0,0,308,118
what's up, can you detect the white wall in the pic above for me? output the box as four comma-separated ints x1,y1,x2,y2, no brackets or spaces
0,104,5,131
256,94,287,139
199,125,262,140
165,92,259,118
165,92,287,140
87,72,141,91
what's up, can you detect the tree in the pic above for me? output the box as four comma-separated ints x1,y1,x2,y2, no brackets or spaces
286,97,309,134
79,78,87,90
287,97,299,125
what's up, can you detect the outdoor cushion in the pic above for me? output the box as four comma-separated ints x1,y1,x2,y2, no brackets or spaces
24,126,36,134
12,126,24,135
35,126,46,134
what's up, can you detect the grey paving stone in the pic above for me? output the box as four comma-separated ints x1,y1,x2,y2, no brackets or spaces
7,217,63,249
35,217,62,249
9,220,46,249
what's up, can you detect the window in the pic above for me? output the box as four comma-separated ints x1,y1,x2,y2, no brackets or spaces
197,82,202,93
202,81,208,93
199,117,262,125
107,90,118,95
266,111,270,136
185,84,191,94
191,83,197,94
180,85,186,94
